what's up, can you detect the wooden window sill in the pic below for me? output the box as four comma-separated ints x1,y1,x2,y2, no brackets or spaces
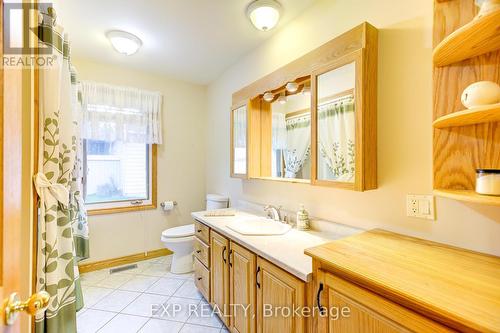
87,204,157,216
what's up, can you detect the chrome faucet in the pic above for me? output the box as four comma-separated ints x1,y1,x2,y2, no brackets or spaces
264,205,282,222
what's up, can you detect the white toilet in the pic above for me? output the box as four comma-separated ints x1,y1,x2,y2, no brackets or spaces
161,194,229,274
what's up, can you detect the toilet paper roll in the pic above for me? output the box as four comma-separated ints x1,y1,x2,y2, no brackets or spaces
161,201,175,211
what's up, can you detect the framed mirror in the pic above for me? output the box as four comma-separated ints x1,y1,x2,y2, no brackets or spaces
232,23,377,190
230,104,248,178
311,50,377,191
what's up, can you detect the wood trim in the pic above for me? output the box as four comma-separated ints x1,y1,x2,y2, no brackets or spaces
251,176,311,184
260,101,272,177
0,0,4,288
248,97,262,178
87,204,157,216
87,144,158,216
31,1,40,308
232,23,372,106
78,248,172,274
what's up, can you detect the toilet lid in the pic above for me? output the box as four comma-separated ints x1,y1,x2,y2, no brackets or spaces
162,224,195,238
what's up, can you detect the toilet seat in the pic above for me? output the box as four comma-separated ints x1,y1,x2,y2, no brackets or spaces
161,224,194,239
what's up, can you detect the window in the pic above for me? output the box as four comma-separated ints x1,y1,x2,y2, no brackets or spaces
83,139,155,212
80,80,162,214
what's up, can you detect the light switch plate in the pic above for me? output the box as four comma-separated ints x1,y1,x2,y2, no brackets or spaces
406,195,435,220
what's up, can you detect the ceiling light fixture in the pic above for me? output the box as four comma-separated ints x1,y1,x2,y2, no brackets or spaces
246,0,282,31
263,92,275,102
106,30,142,56
286,82,298,93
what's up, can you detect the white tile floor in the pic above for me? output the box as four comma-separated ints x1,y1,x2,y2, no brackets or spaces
78,256,229,333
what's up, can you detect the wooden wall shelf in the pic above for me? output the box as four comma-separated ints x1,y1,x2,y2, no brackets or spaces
433,9,500,67
433,104,500,128
434,189,500,206
432,0,500,206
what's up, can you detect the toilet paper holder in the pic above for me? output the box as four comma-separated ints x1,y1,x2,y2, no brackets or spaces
160,201,178,209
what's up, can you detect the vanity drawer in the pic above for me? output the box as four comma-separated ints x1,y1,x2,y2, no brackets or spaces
194,220,210,244
194,258,210,301
194,237,210,268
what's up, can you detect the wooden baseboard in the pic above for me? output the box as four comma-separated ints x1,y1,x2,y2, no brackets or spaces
78,248,173,274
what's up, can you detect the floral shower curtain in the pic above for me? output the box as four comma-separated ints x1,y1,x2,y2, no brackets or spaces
318,97,355,181
283,115,311,178
33,11,89,333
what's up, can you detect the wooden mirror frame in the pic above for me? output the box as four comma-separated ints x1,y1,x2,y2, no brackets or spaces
311,49,377,191
231,22,378,190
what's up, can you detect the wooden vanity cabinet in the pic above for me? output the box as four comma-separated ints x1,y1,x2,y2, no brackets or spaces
256,258,306,333
194,220,210,302
229,242,257,333
210,230,230,326
316,270,454,333
194,220,309,333
306,229,500,333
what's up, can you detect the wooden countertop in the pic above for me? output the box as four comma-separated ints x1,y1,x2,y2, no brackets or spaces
304,229,500,333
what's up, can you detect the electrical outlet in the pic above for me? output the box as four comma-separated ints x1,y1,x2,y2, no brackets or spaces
406,195,435,220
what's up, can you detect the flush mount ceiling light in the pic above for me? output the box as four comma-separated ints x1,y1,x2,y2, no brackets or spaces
285,81,298,93
263,91,275,102
246,0,282,31
106,30,142,56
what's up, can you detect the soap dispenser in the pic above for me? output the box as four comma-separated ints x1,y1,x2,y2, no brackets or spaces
296,204,310,231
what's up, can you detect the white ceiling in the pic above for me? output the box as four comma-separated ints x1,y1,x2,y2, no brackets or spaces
53,0,317,85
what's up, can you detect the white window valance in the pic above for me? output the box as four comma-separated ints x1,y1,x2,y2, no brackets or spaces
81,81,163,144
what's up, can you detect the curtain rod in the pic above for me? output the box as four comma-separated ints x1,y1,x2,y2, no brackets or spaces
318,93,353,107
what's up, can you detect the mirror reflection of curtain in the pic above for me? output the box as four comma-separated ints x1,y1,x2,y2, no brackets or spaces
284,115,311,178
318,97,355,182
272,113,287,177
233,106,247,174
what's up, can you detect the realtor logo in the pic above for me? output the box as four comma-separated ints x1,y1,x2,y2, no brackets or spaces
3,2,55,67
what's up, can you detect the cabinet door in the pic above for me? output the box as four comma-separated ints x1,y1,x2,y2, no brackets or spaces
230,242,256,333
210,230,230,325
321,272,455,333
256,258,305,333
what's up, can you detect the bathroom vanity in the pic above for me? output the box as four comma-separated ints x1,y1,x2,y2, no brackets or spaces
306,229,500,333
192,211,500,333
191,210,360,333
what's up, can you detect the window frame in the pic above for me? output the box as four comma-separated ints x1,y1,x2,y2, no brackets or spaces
84,143,157,215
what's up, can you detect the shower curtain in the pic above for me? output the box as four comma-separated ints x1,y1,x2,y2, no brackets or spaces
33,11,89,333
318,97,355,181
283,115,310,178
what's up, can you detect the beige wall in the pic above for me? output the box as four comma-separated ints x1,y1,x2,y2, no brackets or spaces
206,0,500,255
73,59,207,262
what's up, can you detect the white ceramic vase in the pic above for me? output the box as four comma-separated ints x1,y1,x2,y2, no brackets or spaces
461,81,500,109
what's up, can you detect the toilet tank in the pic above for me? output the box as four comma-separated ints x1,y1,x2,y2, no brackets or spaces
206,194,229,210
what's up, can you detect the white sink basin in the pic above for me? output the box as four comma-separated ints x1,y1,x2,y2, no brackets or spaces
226,218,292,236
